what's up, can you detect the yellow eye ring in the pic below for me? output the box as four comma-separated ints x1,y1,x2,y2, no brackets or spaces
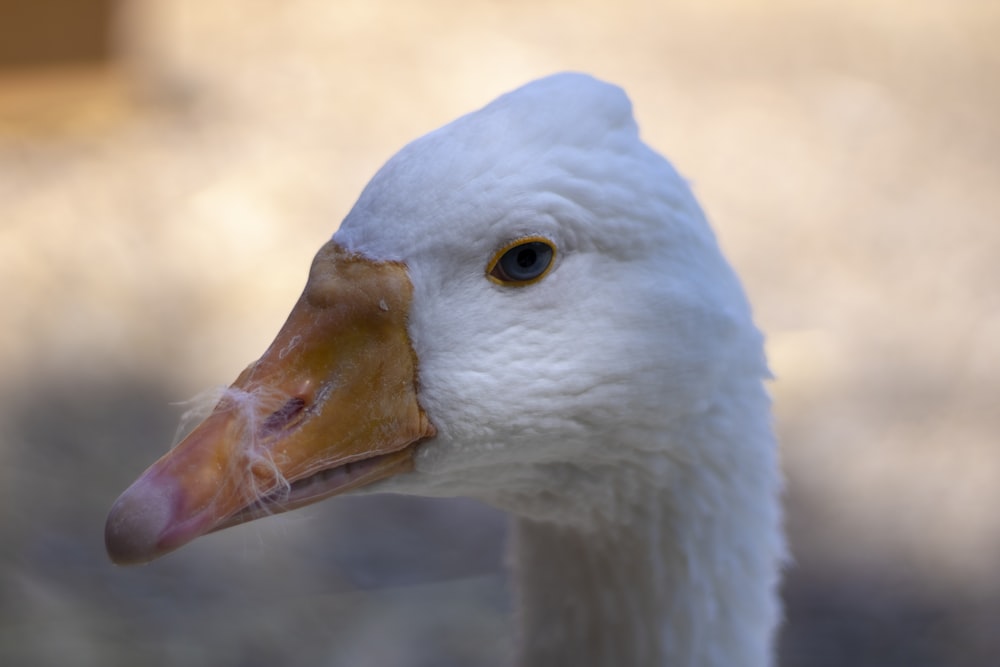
486,236,557,286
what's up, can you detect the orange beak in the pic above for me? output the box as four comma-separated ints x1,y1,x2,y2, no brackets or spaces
105,241,435,565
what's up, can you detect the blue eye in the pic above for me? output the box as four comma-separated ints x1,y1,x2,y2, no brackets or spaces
488,238,556,285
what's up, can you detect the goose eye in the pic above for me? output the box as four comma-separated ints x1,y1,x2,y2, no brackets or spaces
487,238,556,286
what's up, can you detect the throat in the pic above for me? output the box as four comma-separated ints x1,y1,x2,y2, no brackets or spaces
508,462,782,667
512,516,670,666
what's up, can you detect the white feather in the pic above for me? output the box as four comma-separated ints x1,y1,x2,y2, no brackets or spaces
337,73,784,667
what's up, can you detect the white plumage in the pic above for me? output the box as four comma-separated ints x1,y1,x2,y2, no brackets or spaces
107,72,785,667
345,72,784,666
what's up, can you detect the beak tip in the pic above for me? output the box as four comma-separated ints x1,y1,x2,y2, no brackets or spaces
104,478,175,566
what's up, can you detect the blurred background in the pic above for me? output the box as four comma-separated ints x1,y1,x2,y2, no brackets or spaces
1,0,998,665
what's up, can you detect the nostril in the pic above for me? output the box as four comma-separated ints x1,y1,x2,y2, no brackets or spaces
261,397,307,433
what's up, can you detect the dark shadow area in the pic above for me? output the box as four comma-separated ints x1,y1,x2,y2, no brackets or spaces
2,374,997,666
780,567,1000,667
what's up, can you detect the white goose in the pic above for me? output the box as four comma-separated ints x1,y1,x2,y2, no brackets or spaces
106,73,785,667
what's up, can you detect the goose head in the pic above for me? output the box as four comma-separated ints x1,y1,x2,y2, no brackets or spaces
105,72,766,564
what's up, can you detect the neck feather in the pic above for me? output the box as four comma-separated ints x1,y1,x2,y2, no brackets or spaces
508,390,784,667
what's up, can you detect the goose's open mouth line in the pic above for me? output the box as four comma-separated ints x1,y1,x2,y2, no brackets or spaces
211,388,425,531
214,442,419,531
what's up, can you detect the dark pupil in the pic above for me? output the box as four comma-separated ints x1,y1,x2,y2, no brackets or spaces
500,241,551,281
516,248,537,268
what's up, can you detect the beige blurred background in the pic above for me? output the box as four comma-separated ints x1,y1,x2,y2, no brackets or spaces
1,0,998,665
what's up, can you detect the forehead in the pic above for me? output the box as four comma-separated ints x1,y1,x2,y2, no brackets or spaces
332,74,703,268
334,76,639,252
